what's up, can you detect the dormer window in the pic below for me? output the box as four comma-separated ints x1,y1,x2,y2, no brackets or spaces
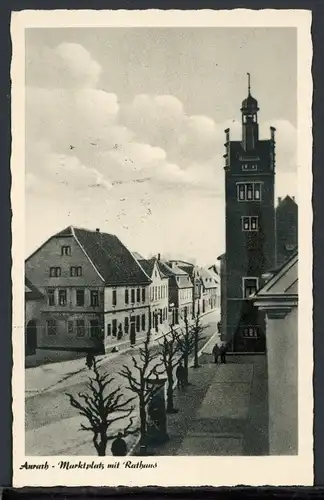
61,246,71,256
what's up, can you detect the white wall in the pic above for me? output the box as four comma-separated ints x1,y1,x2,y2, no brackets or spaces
266,306,298,454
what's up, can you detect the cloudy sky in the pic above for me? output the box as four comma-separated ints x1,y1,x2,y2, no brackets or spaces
25,27,297,265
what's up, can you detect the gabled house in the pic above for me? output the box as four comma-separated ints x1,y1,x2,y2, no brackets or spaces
159,261,193,324
253,252,298,455
137,257,169,334
25,226,152,354
197,267,220,313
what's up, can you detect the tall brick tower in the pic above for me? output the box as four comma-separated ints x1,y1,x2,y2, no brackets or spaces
222,74,276,353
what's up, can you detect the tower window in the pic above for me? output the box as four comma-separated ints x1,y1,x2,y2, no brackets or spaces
242,326,259,338
242,163,257,171
242,277,259,298
242,216,259,231
237,183,262,202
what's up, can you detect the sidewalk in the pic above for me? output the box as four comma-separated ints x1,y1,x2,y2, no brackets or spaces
25,308,219,397
142,352,268,456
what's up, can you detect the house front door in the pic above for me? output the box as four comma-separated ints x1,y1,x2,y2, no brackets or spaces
130,316,136,345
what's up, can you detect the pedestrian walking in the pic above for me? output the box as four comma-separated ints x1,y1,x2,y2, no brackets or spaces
212,343,220,364
176,361,185,389
111,432,127,456
86,352,95,370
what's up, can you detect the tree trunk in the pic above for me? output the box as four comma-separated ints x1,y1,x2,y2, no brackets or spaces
183,353,189,386
98,436,107,456
193,330,199,368
139,401,146,442
166,370,174,413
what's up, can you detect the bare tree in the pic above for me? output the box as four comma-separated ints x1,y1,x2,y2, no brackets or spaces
66,357,137,456
192,303,207,369
175,309,195,386
160,324,181,413
119,331,163,445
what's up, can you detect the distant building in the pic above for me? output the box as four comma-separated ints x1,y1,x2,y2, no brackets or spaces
25,277,44,355
158,261,193,324
221,75,276,353
253,252,298,454
137,257,169,334
25,226,151,354
197,267,220,313
276,195,298,266
168,260,199,316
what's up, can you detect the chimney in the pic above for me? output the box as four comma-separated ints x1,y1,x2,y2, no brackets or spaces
157,253,161,261
96,228,100,232
278,197,282,205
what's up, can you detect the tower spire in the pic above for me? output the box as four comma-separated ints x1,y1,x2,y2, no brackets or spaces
247,72,251,95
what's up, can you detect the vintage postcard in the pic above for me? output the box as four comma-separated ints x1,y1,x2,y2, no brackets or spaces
11,9,313,487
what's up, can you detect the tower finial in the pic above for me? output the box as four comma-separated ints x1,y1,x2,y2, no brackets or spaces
247,72,251,95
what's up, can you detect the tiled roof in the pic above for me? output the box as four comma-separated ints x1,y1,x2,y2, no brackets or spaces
138,259,155,278
166,262,189,275
139,258,168,279
132,251,145,260
198,267,219,289
276,195,298,210
158,261,176,278
25,277,43,300
72,227,152,286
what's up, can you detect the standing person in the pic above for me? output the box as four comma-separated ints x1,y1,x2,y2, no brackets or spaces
217,321,221,334
111,432,127,456
212,343,220,364
176,361,185,389
220,343,228,364
86,352,94,370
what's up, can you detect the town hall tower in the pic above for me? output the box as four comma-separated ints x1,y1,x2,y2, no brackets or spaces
221,74,276,352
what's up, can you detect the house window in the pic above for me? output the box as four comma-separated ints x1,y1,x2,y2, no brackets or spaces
112,290,117,306
70,266,82,277
47,319,57,336
107,324,111,336
136,315,140,333
48,289,55,306
125,289,129,304
131,289,135,304
76,319,85,337
90,290,99,307
58,289,67,306
49,267,61,277
90,319,100,338
242,326,259,338
141,314,146,331
243,278,259,298
61,246,71,256
237,183,262,201
76,289,85,307
242,216,259,231
67,320,74,334
142,288,146,303
112,319,117,337
136,288,141,303
124,317,129,334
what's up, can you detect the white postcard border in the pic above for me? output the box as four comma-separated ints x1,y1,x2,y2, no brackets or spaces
11,9,313,487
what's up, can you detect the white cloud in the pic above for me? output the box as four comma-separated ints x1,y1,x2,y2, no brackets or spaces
25,41,297,263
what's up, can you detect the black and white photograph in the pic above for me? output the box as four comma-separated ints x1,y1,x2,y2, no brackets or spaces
11,9,313,488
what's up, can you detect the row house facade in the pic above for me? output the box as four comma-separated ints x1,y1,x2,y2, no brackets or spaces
196,267,220,313
159,261,193,325
25,226,152,355
137,257,169,334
